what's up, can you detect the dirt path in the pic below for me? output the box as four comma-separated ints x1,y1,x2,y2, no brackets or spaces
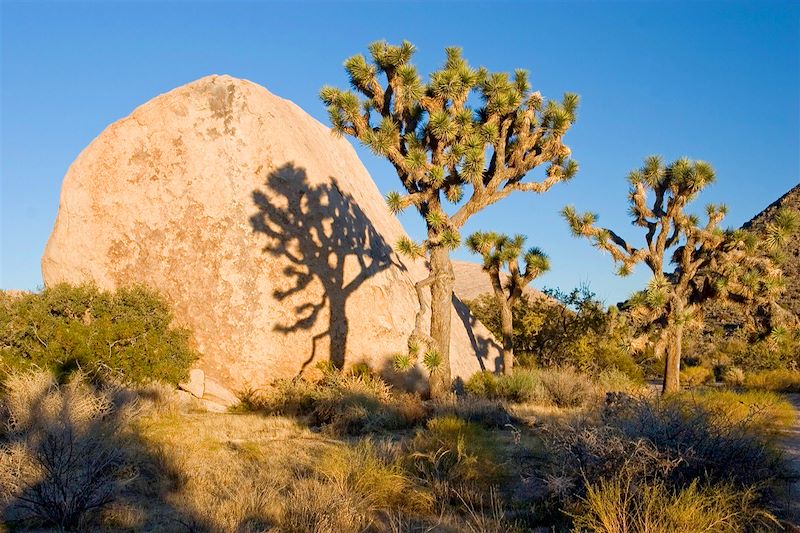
780,393,800,525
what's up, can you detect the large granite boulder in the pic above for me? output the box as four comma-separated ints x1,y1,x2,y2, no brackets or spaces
42,75,500,393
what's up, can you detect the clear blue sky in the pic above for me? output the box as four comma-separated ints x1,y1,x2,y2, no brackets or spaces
2,1,798,304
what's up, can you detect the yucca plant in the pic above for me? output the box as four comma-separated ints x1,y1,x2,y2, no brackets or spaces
563,157,793,393
321,41,578,397
466,232,549,375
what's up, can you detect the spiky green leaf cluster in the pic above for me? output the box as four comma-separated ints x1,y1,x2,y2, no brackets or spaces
396,236,425,259
392,352,413,371
385,191,405,214
423,348,442,371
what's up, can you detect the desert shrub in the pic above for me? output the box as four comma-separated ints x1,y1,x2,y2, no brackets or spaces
0,371,135,530
466,367,606,408
743,369,800,393
721,366,745,387
243,371,426,436
571,475,776,533
281,477,370,533
545,391,788,524
602,393,787,492
594,368,644,395
680,365,714,388
408,416,505,490
316,440,433,516
537,367,594,408
710,329,800,372
0,284,197,385
430,395,513,428
465,370,550,405
683,389,796,436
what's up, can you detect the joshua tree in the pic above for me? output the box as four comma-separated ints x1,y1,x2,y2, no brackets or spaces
321,41,578,397
563,156,789,393
466,232,549,375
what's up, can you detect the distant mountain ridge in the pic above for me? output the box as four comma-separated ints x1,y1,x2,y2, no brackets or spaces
452,260,550,304
701,183,800,334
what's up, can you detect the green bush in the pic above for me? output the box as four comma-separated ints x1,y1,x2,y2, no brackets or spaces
465,285,643,381
0,284,197,384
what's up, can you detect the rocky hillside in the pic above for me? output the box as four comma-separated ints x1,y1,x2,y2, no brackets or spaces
702,183,800,333
741,184,800,317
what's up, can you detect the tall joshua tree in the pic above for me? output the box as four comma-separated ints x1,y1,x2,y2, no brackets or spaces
467,232,549,375
563,156,788,393
321,41,578,397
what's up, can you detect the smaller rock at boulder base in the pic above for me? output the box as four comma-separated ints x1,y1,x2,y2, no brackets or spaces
178,368,205,398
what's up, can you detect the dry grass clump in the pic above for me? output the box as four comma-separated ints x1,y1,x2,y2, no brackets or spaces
572,475,776,533
721,366,746,387
240,370,426,436
408,416,507,498
680,389,796,436
281,477,370,533
0,371,136,531
743,369,800,393
465,370,550,404
129,408,437,532
316,439,433,516
680,365,714,388
429,394,514,428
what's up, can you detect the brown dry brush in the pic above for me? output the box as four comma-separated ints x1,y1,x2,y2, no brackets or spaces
541,392,789,527
0,372,136,531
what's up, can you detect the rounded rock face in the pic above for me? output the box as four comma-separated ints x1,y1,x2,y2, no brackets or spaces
42,75,500,391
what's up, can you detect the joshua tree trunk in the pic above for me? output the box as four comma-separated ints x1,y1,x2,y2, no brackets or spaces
428,245,453,398
498,297,514,375
662,317,683,394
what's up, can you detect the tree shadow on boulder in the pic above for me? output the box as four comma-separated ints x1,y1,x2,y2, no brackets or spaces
250,162,403,373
